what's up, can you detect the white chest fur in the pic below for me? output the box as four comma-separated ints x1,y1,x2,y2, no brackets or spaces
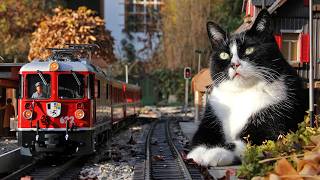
209,79,287,141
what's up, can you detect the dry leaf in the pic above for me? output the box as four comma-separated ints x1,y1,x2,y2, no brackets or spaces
310,135,320,146
275,158,303,180
269,173,281,180
304,151,320,163
297,160,313,172
152,155,165,161
251,176,264,180
299,163,318,176
302,176,320,180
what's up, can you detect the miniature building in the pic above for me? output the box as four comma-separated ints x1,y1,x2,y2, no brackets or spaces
191,68,213,123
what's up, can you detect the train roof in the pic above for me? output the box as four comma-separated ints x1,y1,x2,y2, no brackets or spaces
20,60,140,90
20,59,101,73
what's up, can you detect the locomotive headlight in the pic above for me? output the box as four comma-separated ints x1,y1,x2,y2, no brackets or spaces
75,109,85,119
23,110,33,120
49,61,59,71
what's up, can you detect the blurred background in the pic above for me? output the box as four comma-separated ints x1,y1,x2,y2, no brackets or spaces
0,0,243,106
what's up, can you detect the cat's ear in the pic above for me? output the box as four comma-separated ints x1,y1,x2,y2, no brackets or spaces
250,9,271,33
207,21,226,47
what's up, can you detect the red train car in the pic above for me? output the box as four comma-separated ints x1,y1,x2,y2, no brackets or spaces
17,46,141,155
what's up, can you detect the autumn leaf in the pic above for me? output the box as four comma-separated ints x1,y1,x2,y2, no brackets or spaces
28,6,116,65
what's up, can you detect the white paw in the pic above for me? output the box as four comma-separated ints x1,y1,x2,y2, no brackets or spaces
187,146,208,166
205,148,235,166
187,146,235,166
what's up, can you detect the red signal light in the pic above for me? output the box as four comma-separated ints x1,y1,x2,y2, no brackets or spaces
184,67,192,79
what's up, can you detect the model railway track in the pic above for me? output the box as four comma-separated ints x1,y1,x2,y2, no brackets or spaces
2,117,139,180
2,155,84,180
144,117,203,180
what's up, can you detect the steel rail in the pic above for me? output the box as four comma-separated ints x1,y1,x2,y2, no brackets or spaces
165,118,193,180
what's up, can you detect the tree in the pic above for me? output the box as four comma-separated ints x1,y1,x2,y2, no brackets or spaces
156,0,243,70
0,0,61,62
211,0,243,31
28,7,116,64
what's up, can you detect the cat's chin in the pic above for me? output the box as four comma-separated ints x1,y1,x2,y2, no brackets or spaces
228,75,259,88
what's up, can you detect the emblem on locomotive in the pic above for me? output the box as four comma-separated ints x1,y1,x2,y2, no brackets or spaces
46,102,62,118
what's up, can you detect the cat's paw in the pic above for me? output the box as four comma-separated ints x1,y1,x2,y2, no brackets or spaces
187,146,235,166
187,146,208,166
204,147,235,166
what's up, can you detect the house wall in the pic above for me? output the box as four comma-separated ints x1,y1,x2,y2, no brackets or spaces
269,0,320,79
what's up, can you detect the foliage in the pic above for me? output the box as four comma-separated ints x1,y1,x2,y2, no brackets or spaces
238,116,320,179
28,7,116,64
121,34,137,63
155,0,243,70
0,0,62,62
151,68,192,103
211,0,243,32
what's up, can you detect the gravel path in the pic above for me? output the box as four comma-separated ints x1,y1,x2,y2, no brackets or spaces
79,122,151,180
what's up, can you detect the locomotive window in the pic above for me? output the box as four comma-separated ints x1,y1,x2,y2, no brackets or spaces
58,74,84,99
27,74,51,99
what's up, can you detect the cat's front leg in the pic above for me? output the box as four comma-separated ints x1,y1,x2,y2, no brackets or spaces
187,140,245,166
187,146,235,166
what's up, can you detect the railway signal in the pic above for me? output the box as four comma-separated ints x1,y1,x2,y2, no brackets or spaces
184,67,191,117
184,67,192,79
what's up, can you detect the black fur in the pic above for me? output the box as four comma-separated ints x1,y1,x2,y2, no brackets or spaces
191,9,306,154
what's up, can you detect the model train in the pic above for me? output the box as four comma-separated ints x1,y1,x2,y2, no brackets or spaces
17,44,141,156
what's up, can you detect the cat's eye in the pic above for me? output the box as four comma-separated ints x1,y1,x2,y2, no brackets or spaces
245,47,255,55
219,52,230,60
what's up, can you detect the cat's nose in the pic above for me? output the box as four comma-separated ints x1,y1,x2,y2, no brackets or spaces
231,62,240,69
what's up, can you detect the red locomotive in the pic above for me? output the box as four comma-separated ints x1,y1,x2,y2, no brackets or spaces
17,45,141,155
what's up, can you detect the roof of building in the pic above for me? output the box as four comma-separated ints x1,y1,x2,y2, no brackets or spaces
191,68,213,92
252,0,276,6
235,0,287,33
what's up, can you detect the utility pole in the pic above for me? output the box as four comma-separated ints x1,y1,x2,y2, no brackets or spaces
262,0,266,9
309,0,315,127
125,64,128,83
195,49,204,72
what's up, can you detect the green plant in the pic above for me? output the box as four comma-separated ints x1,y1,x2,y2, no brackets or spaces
237,116,320,179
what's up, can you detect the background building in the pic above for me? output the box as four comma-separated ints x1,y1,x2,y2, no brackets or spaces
104,0,163,60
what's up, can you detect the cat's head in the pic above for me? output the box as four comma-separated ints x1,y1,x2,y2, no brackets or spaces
208,9,285,88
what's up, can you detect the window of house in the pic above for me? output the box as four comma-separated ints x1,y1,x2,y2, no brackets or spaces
280,33,299,62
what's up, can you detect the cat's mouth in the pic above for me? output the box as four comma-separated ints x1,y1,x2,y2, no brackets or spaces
231,72,241,79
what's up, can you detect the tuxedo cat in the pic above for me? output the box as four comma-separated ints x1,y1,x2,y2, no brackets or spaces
187,9,306,166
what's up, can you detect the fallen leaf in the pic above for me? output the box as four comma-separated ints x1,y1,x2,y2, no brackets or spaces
297,159,318,172
275,158,303,180
251,176,264,180
299,163,318,176
310,135,320,146
152,155,165,161
304,151,320,163
269,173,281,180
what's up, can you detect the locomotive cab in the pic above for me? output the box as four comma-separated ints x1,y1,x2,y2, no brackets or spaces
18,58,99,156
18,45,140,156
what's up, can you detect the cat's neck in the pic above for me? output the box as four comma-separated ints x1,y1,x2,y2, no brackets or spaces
213,76,287,101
